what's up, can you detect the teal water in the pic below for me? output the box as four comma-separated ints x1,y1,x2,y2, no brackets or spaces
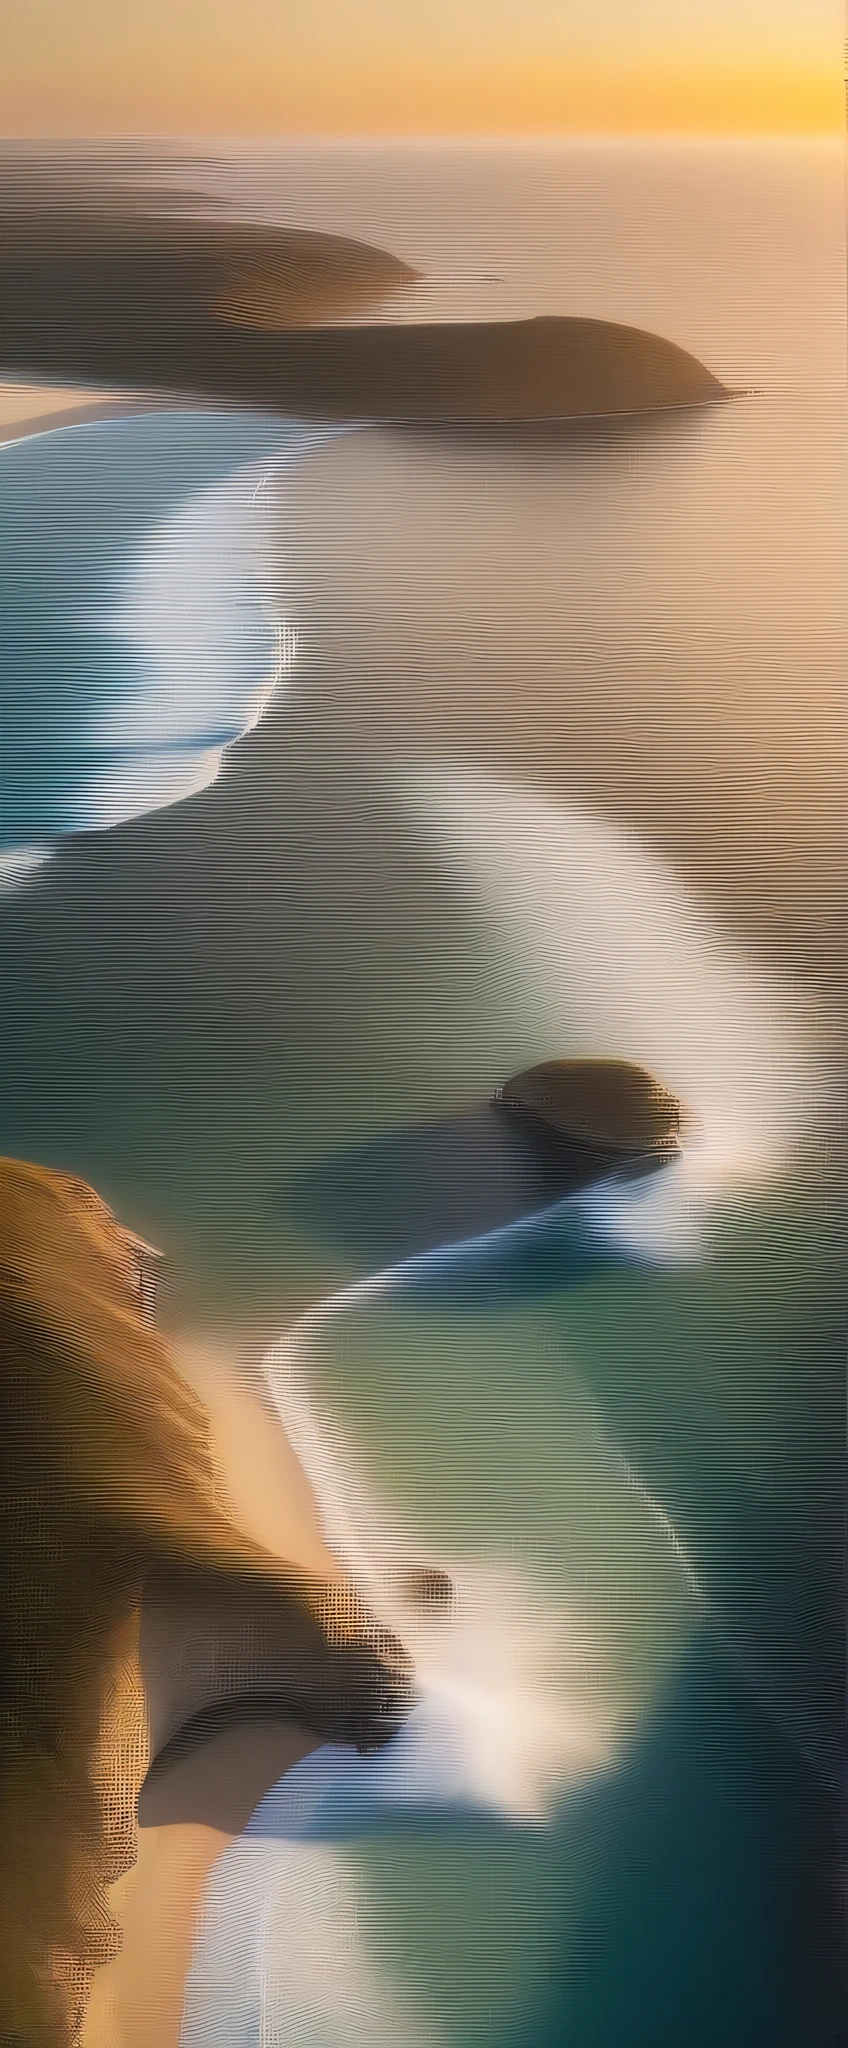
0,407,324,853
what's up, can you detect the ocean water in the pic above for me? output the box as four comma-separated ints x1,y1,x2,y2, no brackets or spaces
0,141,845,2044
0,408,340,866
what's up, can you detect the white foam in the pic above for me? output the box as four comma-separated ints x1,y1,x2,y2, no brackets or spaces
182,1343,607,2046
69,456,302,832
396,762,828,1261
264,1336,612,1825
0,843,52,890
2,417,343,862
95,461,301,748
182,1838,439,2048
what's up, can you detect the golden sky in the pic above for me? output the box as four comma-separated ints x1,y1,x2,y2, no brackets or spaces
3,0,844,136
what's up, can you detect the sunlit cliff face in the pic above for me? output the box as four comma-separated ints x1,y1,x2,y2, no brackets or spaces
0,1158,416,2046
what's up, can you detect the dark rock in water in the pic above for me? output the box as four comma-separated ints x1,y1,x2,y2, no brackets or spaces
284,1057,686,1275
399,1567,456,1615
495,1056,685,1168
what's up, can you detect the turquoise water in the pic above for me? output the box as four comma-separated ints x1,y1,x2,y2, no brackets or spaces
0,408,324,855
0,141,845,2045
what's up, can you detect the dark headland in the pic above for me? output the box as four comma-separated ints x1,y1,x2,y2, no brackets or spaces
0,166,729,424
0,302,730,426
207,313,730,422
0,217,419,344
0,160,421,331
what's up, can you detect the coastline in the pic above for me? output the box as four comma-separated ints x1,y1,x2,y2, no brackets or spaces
0,394,217,448
82,1338,342,2048
0,386,738,453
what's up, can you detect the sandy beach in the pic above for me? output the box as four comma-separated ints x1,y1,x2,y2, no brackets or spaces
0,388,211,447
81,1336,343,2048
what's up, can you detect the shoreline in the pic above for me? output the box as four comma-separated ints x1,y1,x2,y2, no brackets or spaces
0,378,742,453
0,394,225,447
82,1335,344,2048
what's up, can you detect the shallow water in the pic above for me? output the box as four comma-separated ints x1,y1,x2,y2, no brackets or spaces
0,408,333,857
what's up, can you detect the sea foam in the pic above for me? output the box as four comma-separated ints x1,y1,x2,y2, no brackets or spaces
1,410,339,858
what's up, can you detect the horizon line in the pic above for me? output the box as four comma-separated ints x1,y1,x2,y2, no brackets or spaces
1,127,844,147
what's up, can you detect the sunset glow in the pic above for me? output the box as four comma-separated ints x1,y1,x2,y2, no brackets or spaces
3,0,843,137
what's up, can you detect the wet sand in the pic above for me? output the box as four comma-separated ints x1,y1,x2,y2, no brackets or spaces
173,1337,344,1583
82,1338,340,2048
0,393,208,447
84,1723,323,2048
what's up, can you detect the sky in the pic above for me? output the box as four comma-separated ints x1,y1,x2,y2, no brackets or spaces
2,0,845,137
